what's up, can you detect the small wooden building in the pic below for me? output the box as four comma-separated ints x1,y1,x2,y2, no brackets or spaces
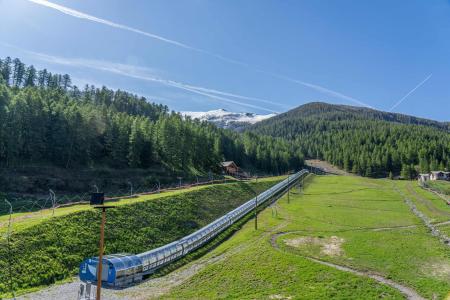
430,171,450,181
221,161,239,174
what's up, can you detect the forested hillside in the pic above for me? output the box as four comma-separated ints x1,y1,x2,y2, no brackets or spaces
0,57,303,180
248,102,450,178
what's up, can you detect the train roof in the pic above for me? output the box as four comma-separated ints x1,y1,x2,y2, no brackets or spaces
83,253,143,271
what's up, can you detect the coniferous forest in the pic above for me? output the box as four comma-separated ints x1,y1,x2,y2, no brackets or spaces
0,57,303,176
247,102,450,178
1,56,449,184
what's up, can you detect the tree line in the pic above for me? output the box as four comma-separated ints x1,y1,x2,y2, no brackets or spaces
248,102,450,179
0,57,304,176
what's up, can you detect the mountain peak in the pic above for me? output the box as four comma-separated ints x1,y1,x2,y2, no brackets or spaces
182,109,276,130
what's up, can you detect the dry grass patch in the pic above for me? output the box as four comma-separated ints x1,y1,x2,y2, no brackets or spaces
423,261,450,279
285,235,345,257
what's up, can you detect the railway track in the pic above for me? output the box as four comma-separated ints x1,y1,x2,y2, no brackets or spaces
79,170,309,288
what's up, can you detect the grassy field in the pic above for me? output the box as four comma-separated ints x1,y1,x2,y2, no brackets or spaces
427,180,450,196
164,175,450,299
0,177,283,298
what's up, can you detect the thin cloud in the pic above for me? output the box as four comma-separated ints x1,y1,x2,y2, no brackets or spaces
265,71,375,109
389,74,432,112
27,0,195,51
26,0,374,108
27,50,279,113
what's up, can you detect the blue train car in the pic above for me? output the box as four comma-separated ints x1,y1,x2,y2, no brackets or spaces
79,170,308,288
79,254,143,288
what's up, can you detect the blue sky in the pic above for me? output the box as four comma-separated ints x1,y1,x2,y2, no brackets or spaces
0,0,449,120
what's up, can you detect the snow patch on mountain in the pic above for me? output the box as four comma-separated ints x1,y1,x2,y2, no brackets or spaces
182,109,276,130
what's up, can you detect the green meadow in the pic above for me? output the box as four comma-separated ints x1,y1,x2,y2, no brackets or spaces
164,175,450,300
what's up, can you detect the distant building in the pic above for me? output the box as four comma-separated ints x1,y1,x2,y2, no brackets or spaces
429,171,450,181
220,161,239,174
418,174,430,182
220,161,249,178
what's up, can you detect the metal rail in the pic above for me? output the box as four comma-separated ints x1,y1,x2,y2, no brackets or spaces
79,169,309,288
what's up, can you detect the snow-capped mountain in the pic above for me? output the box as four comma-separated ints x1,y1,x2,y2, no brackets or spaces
182,109,276,130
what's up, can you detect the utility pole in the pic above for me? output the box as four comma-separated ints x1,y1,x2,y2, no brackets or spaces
4,199,15,299
90,192,114,300
254,193,258,230
287,172,290,204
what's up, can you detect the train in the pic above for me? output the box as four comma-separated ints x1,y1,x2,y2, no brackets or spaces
79,169,308,288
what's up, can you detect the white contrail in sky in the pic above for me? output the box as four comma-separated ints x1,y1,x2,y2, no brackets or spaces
26,0,373,108
27,50,279,113
389,74,432,112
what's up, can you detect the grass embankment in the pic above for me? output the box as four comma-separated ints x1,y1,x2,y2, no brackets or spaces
427,180,450,196
395,181,450,223
0,176,283,298
0,180,238,234
165,176,450,300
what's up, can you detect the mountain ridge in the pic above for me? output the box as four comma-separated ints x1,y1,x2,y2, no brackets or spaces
255,102,449,130
246,101,450,177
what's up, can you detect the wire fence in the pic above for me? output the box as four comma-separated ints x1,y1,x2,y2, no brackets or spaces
0,170,285,217
0,174,235,215
0,171,284,299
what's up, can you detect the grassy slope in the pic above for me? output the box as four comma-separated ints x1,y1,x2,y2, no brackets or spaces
165,176,450,299
427,180,450,196
0,181,242,234
0,177,283,298
395,181,450,223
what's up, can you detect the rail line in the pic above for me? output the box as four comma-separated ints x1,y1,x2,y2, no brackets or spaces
78,169,309,288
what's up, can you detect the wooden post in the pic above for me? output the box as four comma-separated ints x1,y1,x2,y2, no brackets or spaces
254,194,258,230
287,173,290,204
96,207,106,300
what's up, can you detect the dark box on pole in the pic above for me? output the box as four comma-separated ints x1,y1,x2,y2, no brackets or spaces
90,193,105,205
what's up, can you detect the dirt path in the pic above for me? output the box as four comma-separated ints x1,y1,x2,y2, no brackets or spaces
270,231,425,300
305,159,350,176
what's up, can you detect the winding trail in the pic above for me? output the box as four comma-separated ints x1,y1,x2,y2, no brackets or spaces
270,231,426,300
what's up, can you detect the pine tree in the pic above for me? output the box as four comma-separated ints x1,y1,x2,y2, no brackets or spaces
12,58,25,87
401,164,410,180
128,118,143,167
24,66,37,87
389,171,394,180
1,57,12,85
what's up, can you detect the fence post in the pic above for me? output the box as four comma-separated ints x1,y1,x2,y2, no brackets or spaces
49,189,56,216
128,181,133,196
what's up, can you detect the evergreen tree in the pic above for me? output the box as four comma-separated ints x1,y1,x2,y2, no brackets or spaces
24,65,37,87
1,57,12,85
12,58,25,87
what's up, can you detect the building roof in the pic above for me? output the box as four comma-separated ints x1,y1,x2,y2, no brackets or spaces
221,161,237,167
431,171,444,174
